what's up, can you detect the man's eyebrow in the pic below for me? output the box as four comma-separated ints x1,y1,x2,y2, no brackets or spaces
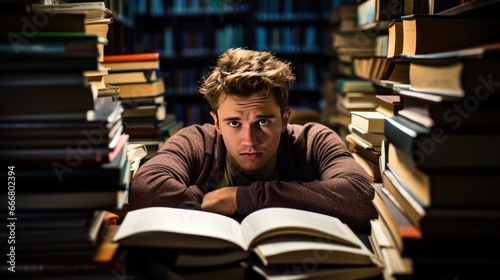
222,116,241,121
221,114,276,122
256,114,275,119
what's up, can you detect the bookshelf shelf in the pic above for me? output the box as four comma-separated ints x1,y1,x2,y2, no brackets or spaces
130,0,336,124
437,0,500,17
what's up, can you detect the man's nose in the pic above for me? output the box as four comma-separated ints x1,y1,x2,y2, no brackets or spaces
240,124,261,146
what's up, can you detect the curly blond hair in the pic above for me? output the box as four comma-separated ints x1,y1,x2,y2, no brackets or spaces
199,48,295,114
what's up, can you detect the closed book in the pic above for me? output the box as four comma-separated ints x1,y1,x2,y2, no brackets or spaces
352,151,381,181
387,19,403,58
0,133,129,167
384,115,500,169
406,56,500,98
103,53,160,71
0,96,122,137
31,1,112,22
350,111,386,133
4,140,130,191
104,68,159,84
398,89,500,129
372,183,422,253
400,14,500,56
122,104,166,120
0,12,86,33
0,32,104,71
387,142,500,208
337,92,379,110
0,189,128,211
349,123,386,147
375,94,403,117
117,78,165,98
336,78,376,94
2,83,97,116
120,94,165,108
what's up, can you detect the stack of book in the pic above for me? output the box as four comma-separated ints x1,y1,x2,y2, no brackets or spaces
30,1,118,98
0,2,128,278
373,41,500,279
103,52,183,161
326,78,379,143
346,111,387,182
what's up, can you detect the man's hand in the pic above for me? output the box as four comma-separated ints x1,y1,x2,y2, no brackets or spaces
201,187,238,216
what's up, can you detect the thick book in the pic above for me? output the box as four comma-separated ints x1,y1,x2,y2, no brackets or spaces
0,12,86,33
372,183,422,253
384,115,500,169
397,89,500,129
387,19,403,58
348,123,386,147
1,32,104,71
4,140,130,191
400,14,500,56
375,94,403,117
104,68,159,84
2,83,97,116
0,189,128,211
117,78,165,98
350,111,386,133
386,143,500,208
0,132,129,167
119,94,165,108
335,78,376,94
122,104,166,120
113,207,383,267
337,92,378,110
31,1,112,22
405,56,500,98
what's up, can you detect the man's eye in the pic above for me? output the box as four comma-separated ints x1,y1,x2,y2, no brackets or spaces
229,121,240,127
259,119,269,126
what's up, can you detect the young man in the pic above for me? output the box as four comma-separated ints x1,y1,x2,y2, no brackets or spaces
130,48,377,231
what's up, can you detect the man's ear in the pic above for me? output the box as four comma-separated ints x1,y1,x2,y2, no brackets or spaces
210,111,221,133
281,108,291,132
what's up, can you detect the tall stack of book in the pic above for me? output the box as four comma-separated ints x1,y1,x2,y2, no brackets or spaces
371,8,500,278
30,1,119,98
103,52,183,161
0,2,128,278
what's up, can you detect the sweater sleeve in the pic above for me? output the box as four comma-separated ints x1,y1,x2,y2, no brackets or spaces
128,126,207,211
236,123,378,231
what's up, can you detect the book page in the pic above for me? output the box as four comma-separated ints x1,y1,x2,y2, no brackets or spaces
253,240,381,266
240,207,362,250
113,207,246,249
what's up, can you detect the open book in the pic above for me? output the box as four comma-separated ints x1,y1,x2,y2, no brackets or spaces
113,207,382,267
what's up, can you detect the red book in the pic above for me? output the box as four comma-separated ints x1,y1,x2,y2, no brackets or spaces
103,53,160,63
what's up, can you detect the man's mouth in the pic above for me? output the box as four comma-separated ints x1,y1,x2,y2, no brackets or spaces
240,152,261,159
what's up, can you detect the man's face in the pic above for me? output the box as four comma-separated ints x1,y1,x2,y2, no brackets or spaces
210,92,290,180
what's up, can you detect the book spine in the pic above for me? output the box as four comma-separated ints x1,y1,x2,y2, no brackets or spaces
383,117,419,165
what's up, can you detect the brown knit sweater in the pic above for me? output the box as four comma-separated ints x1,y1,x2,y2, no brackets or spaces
129,122,378,231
